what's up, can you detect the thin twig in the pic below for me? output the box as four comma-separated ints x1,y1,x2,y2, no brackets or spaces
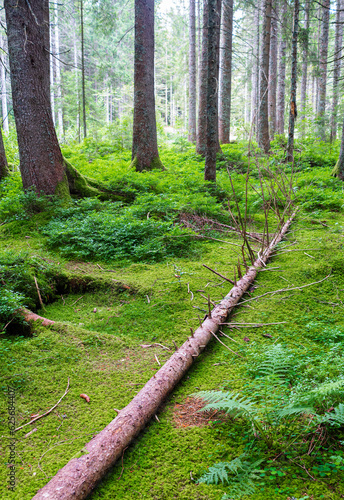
34,276,45,311
210,331,243,358
15,378,70,431
202,264,235,284
70,296,84,306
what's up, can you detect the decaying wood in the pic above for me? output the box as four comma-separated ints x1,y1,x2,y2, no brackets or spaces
32,211,297,500
20,308,55,327
15,378,70,432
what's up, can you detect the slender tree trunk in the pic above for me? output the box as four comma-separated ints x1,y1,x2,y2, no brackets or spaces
258,0,272,153
72,1,80,141
80,0,87,139
218,0,233,144
49,19,55,125
251,5,259,132
300,0,310,125
131,0,163,171
188,0,196,142
317,0,330,141
54,0,63,136
204,0,221,180
286,0,299,162
268,0,278,139
276,0,287,135
0,33,9,133
333,116,344,179
0,125,9,179
330,0,344,142
196,0,209,155
4,0,68,196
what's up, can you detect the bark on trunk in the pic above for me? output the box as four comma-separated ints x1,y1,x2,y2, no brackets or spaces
268,0,278,139
80,0,87,139
218,0,233,144
204,0,221,181
0,32,9,133
276,0,287,135
188,0,197,142
251,4,260,135
286,0,299,162
300,0,310,125
258,0,272,153
0,125,9,180
131,0,163,171
54,0,63,136
196,0,209,155
332,115,344,179
31,211,297,500
317,0,330,141
4,0,69,197
330,0,344,142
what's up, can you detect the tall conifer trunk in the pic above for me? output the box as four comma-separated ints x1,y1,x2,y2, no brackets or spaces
276,0,287,135
286,0,299,162
0,125,9,180
188,0,196,142
196,0,209,155
300,0,310,125
204,0,221,181
4,0,68,195
317,0,330,141
218,0,233,144
268,0,278,139
131,0,163,171
258,0,272,153
0,33,9,133
330,0,344,142
251,4,260,135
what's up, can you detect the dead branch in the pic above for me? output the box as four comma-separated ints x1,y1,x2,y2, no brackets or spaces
202,264,235,284
20,308,55,327
15,378,70,432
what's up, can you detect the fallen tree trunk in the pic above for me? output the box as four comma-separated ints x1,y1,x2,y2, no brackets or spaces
32,211,297,500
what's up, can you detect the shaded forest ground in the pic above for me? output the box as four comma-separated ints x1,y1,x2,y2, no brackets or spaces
1,138,344,499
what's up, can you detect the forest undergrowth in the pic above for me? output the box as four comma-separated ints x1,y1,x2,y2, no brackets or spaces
1,137,344,499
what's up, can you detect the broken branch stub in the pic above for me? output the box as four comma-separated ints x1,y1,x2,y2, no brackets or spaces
32,210,297,500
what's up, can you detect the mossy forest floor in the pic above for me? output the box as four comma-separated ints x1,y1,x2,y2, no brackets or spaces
1,140,344,499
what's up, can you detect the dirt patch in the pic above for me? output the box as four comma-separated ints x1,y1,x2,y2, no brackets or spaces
173,396,226,428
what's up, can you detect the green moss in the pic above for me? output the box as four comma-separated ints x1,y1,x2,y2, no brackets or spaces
54,171,71,203
129,155,165,172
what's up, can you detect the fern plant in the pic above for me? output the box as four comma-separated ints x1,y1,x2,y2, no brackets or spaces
198,454,263,500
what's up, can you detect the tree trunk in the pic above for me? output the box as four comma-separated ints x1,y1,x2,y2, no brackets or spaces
31,210,297,500
258,0,272,153
251,5,260,134
196,0,209,156
218,0,233,144
332,116,344,179
268,0,278,139
330,0,344,142
204,0,221,181
317,0,330,141
131,0,163,171
4,0,69,196
286,0,299,162
80,0,87,139
49,19,55,126
54,0,63,136
300,0,310,125
0,33,9,134
188,0,196,142
276,0,287,135
0,125,9,180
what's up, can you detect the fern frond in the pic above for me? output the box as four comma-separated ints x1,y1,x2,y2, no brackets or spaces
198,461,231,485
222,478,256,499
255,344,292,379
327,403,344,426
276,405,316,419
193,390,257,418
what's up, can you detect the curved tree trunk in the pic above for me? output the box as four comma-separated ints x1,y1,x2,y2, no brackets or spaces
276,0,287,135
204,0,221,181
131,0,163,171
218,0,233,144
268,0,278,139
188,0,197,142
258,0,272,153
317,0,330,141
31,209,297,500
286,0,299,162
330,0,344,142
